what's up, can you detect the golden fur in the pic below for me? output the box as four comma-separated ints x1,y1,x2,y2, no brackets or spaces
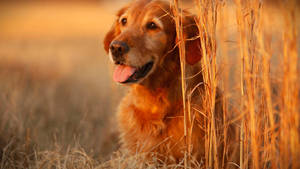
104,0,234,164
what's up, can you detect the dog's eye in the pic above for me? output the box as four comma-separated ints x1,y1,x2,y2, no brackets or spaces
121,18,127,26
146,22,158,30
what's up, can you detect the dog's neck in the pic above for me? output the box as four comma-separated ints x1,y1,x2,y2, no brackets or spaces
129,53,185,118
129,80,181,119
140,52,182,98
128,50,204,118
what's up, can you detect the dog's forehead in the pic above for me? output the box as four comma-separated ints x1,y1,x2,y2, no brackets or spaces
125,0,171,19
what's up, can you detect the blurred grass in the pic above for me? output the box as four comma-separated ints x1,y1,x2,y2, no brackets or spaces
0,1,130,165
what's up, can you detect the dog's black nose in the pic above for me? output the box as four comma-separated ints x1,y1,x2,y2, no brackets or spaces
110,41,130,58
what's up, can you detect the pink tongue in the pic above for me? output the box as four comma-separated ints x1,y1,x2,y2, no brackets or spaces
113,65,136,83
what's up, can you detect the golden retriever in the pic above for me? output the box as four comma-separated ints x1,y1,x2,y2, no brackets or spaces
103,0,234,165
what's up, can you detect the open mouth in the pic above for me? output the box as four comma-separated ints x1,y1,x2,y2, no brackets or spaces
113,61,154,84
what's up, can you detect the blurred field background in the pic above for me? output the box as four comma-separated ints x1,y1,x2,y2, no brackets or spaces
0,0,130,167
0,0,299,168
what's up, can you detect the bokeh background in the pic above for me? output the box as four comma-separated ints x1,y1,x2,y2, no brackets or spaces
0,0,134,164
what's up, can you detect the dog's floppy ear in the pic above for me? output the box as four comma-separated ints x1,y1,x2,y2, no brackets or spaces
179,14,202,65
104,6,128,53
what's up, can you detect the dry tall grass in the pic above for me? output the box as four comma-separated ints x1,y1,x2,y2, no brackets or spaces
0,0,299,168
174,0,299,168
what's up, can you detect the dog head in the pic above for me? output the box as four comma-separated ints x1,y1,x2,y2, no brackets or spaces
104,0,202,84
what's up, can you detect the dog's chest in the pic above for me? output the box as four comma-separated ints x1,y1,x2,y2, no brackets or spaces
118,86,170,134
116,85,207,160
117,86,185,150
